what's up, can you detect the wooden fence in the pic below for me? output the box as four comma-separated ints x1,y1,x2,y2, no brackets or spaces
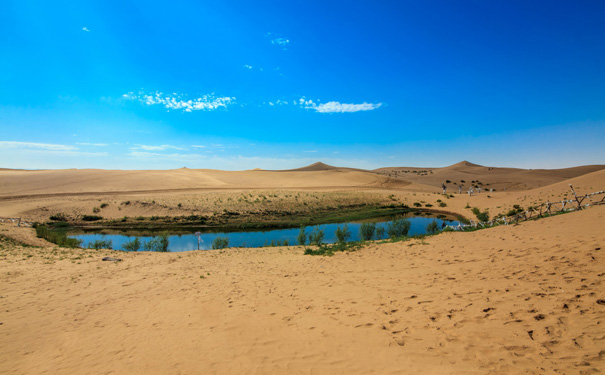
448,184,605,230
0,217,33,227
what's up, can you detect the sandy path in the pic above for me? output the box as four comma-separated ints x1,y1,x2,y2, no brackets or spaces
1,205,603,374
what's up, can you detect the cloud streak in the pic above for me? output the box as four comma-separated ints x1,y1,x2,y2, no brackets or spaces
77,142,108,147
271,38,290,47
296,98,383,113
124,91,235,112
133,144,186,151
0,141,77,151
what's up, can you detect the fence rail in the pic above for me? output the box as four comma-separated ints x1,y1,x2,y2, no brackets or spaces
0,217,33,227
448,184,605,230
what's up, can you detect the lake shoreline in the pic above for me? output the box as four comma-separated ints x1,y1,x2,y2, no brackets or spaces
58,205,467,234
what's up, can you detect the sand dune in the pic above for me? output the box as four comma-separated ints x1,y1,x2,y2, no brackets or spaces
0,167,397,199
1,203,603,374
375,161,605,191
0,161,604,374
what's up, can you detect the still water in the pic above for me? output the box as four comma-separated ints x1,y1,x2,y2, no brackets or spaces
69,212,459,252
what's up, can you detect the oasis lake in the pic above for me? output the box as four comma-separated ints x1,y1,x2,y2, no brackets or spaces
69,212,460,252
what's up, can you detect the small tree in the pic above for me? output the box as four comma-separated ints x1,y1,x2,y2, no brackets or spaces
308,227,325,246
212,236,229,249
122,237,141,252
386,219,411,238
360,222,376,241
375,226,385,239
297,225,307,245
88,239,112,250
144,232,170,252
426,220,439,235
334,224,351,243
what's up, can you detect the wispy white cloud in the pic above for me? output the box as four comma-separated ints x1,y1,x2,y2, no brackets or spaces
77,142,108,147
298,98,382,113
191,145,206,148
243,65,253,70
82,27,90,32
133,144,186,151
124,91,235,112
0,141,77,151
271,38,290,47
128,151,204,160
304,150,318,153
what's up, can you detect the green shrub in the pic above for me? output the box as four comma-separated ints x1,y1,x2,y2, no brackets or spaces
34,224,81,248
297,225,307,245
81,215,103,221
144,232,170,252
360,222,376,241
88,240,112,250
426,220,439,234
49,213,67,221
122,237,141,252
413,202,422,207
375,226,385,239
212,236,229,250
308,227,325,246
471,207,490,222
439,202,447,207
100,203,109,209
335,224,351,243
386,219,411,238
425,203,433,207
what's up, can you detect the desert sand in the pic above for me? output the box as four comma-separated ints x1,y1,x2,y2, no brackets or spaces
1,161,604,374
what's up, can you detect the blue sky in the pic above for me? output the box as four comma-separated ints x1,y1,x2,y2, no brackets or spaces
1,0,604,170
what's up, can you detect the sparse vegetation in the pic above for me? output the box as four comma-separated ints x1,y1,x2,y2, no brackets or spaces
88,240,112,250
49,213,67,221
211,236,229,250
426,220,439,234
144,232,170,252
297,225,307,245
122,237,141,252
386,219,411,238
360,222,376,241
81,215,103,221
308,227,325,246
35,224,82,248
334,224,351,243
471,207,490,222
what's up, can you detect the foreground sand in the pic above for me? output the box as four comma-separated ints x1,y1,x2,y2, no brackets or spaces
1,205,604,374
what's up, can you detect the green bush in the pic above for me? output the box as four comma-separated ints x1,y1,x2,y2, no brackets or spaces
49,213,67,221
360,222,376,241
386,219,411,238
122,237,141,252
144,232,170,252
335,224,351,243
212,236,229,250
426,220,439,234
375,226,385,239
413,202,422,207
88,240,112,250
471,207,490,222
439,202,447,207
308,227,325,246
34,224,82,248
81,215,103,221
297,225,307,245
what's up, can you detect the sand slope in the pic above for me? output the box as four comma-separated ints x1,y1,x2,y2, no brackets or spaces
375,161,605,191
0,166,397,198
1,204,604,374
